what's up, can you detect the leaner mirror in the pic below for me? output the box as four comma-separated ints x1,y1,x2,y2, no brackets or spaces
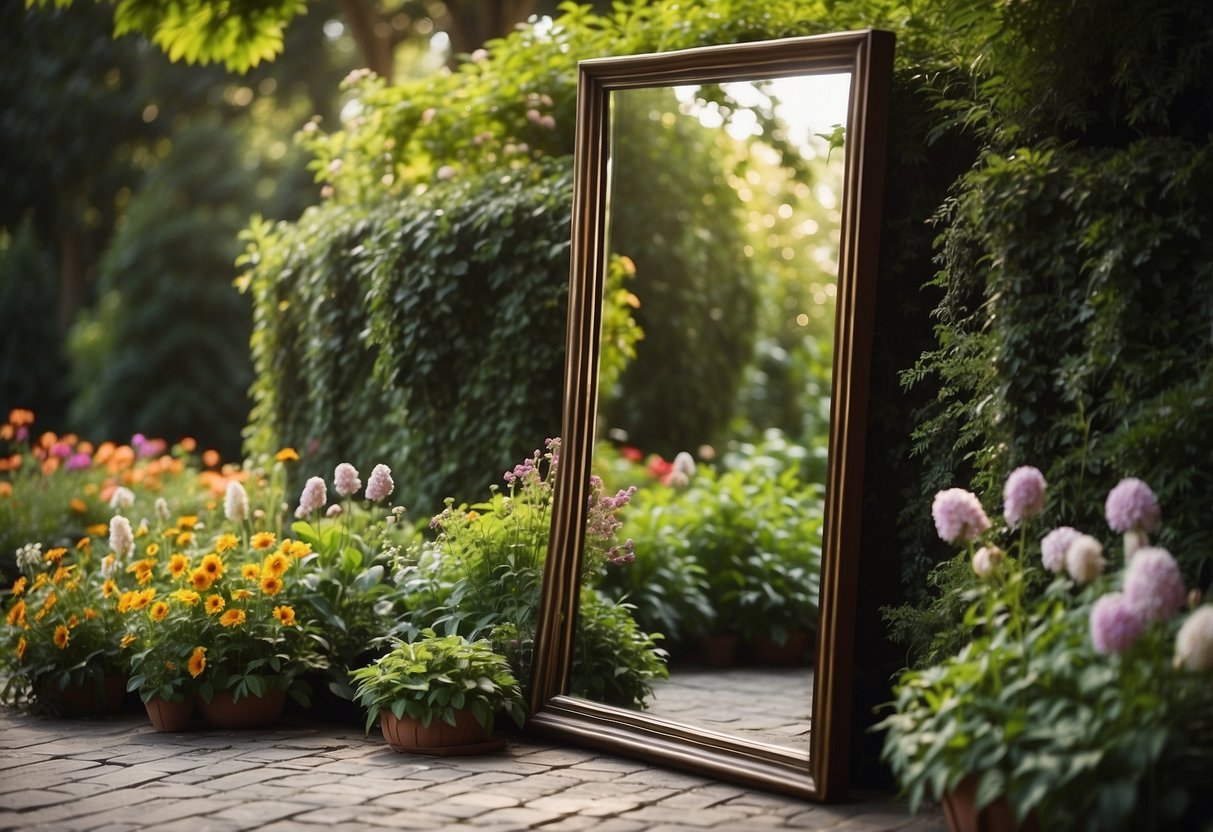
528,31,893,801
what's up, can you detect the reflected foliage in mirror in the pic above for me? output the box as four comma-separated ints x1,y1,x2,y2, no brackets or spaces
530,32,893,802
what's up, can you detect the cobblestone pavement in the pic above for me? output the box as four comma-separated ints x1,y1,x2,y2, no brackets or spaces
0,709,946,832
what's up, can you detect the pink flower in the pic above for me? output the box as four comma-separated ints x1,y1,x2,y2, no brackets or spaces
1002,466,1046,527
334,463,361,498
1090,592,1147,655
1041,526,1080,573
1065,534,1106,584
1105,477,1161,534
365,464,394,502
296,476,327,517
66,452,92,471
1123,547,1185,623
1175,606,1213,671
931,488,991,544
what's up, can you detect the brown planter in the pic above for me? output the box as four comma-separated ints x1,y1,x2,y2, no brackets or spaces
197,688,285,729
144,695,195,732
698,634,739,667
379,708,504,756
53,675,127,715
750,631,812,666
941,776,1042,832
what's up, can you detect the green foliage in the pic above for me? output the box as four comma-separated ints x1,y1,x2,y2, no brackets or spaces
0,222,68,426
348,629,526,735
570,587,669,710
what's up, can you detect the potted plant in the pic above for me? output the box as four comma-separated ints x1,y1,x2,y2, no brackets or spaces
349,629,526,755
877,470,1213,831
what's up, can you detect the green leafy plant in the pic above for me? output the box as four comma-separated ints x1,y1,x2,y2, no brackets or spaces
571,587,668,710
348,629,526,735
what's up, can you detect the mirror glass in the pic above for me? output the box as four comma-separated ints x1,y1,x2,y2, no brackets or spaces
528,32,893,802
570,74,852,755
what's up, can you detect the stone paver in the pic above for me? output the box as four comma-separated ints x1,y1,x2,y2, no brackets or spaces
0,709,945,831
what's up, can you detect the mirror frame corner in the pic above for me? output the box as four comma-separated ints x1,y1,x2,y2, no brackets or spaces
528,29,894,802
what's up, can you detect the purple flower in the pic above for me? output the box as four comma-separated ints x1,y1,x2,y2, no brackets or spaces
1041,526,1080,573
1002,466,1046,527
1105,477,1161,534
1123,547,1186,623
931,488,991,544
1065,534,1106,584
1175,606,1213,671
296,476,327,517
65,452,92,471
608,539,636,565
50,442,72,459
1090,592,1147,655
334,462,361,498
365,464,394,502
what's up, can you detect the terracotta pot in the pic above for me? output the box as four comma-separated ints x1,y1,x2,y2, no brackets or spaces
750,631,812,666
144,695,195,732
698,634,739,667
941,776,1042,832
54,675,128,715
197,688,285,729
379,708,500,755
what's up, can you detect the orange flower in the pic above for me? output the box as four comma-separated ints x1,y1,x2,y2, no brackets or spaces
262,551,289,579
68,614,79,628
163,660,178,672
41,457,60,475
240,563,261,581
149,601,170,622
172,589,200,606
168,553,190,580
204,594,226,615
251,532,277,551
188,646,207,677
8,408,34,427
44,547,67,565
87,523,109,537
259,575,283,596
5,599,26,627
273,605,297,627
11,576,27,596
52,565,75,585
75,537,90,552
53,625,69,649
189,568,214,591
15,636,27,660
200,553,225,579
179,436,197,453
214,533,239,554
40,592,58,614
83,607,96,620
0,481,11,498
31,573,48,591
219,609,246,627
120,633,138,649
202,449,220,468
0,424,9,440
274,447,299,462
69,498,88,514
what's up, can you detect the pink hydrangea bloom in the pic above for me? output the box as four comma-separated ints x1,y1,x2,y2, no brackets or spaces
1090,592,1147,655
1123,547,1186,622
1065,534,1106,584
365,464,394,502
1105,477,1161,533
1003,466,1046,526
931,488,991,544
334,463,362,498
1175,606,1213,671
1040,526,1080,573
296,476,327,517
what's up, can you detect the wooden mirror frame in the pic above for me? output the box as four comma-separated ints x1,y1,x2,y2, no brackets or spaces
527,29,894,802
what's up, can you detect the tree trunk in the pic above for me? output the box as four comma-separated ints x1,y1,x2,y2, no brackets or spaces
338,0,394,79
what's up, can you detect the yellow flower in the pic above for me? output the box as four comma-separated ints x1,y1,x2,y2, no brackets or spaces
219,608,246,627
259,575,283,596
281,539,313,560
68,614,79,628
231,589,253,600
177,515,199,530
149,601,170,622
135,523,148,538
273,605,296,627
44,547,66,565
117,590,137,613
204,594,226,615
130,587,156,611
200,553,225,579
11,576,27,596
251,532,277,551
162,527,180,539
87,523,108,537
145,543,160,557
175,531,194,547
214,533,239,554
53,625,69,649
31,573,48,591
75,537,90,552
168,553,190,580
172,589,200,606
189,568,214,591
40,592,58,614
240,563,261,581
120,633,138,649
69,497,88,514
101,579,118,598
52,565,75,585
262,551,290,579
275,447,299,462
188,646,206,677
6,599,26,627
16,636,27,660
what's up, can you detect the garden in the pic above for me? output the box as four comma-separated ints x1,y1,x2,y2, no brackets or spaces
3,0,1213,829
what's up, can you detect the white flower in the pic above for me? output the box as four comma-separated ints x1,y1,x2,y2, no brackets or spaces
224,481,249,523
326,504,343,518
972,545,1005,579
1175,606,1213,671
365,464,394,502
334,463,362,497
296,476,327,516
1065,534,1106,585
154,497,171,523
109,486,135,511
15,543,43,573
108,515,135,559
